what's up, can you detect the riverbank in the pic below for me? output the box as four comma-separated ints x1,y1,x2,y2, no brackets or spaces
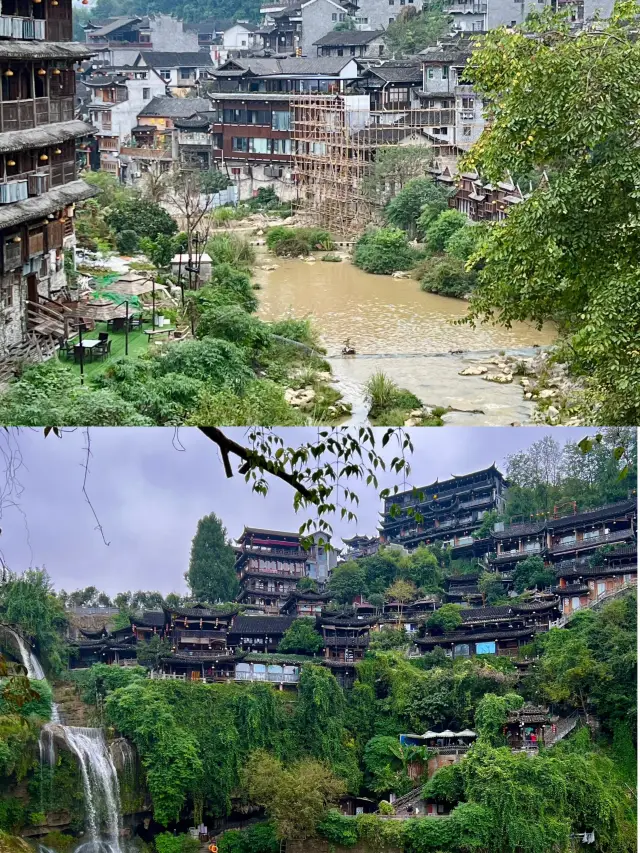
254,252,557,426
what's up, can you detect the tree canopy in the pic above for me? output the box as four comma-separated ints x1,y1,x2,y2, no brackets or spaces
464,3,640,423
186,513,238,603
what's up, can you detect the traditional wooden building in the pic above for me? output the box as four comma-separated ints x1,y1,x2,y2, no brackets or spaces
71,624,137,667
414,598,560,659
341,534,380,560
552,542,637,618
319,614,372,665
504,705,551,751
227,614,296,652
279,588,331,616
130,609,165,642
0,7,98,363
162,603,237,655
449,170,525,222
234,526,309,613
380,464,508,553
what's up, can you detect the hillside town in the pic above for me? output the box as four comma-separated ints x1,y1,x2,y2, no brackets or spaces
0,427,636,852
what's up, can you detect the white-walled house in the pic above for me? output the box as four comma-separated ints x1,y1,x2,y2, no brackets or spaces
85,67,167,174
222,23,262,51
134,51,215,92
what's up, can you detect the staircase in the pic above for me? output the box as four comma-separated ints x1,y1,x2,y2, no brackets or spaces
26,297,71,339
0,330,58,386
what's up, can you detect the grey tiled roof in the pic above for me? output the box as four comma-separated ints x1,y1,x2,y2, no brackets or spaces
138,96,211,117
314,29,383,46
139,51,214,68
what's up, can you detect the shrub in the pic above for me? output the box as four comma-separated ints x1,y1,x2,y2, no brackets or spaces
444,223,486,261
211,206,238,226
154,832,200,853
366,371,422,418
353,228,416,274
105,197,177,241
426,604,463,634
207,233,256,270
196,305,271,350
209,263,259,313
115,229,139,255
273,234,311,257
199,170,232,193
423,210,468,253
385,178,449,237
378,800,395,815
155,338,253,392
266,227,333,256
420,256,478,299
188,380,304,426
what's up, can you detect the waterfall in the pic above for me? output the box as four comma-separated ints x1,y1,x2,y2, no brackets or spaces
51,725,125,853
0,625,61,722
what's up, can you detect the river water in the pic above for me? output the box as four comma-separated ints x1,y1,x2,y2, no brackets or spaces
255,256,556,425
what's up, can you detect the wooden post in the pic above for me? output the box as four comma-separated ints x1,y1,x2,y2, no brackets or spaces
78,319,84,384
125,299,129,355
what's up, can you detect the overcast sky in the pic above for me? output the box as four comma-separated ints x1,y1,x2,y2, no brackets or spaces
0,427,596,597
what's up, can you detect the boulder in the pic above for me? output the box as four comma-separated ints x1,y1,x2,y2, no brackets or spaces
260,264,279,271
538,388,558,399
459,365,488,376
409,409,424,418
483,372,513,384
404,418,420,427
392,270,411,279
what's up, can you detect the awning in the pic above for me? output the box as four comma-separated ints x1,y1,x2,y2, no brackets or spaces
0,179,98,229
0,120,95,154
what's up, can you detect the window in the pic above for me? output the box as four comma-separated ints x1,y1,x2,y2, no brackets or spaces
388,87,409,102
142,87,150,99
442,65,449,79
560,534,576,544
476,641,496,655
462,125,471,137
231,167,241,175
272,110,290,130
339,12,346,19
454,643,470,657
472,20,483,29
355,16,369,22
571,596,581,610
102,111,112,129
272,138,291,154
232,137,248,151
337,47,344,56
241,39,246,46
583,529,600,540
1,275,14,308
160,70,171,80
597,582,606,595
427,67,434,79
510,19,516,24
462,96,474,108
350,46,356,55
249,137,269,153
332,12,337,19
389,16,394,22
247,109,270,124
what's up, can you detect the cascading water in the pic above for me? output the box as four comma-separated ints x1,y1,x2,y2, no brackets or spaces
2,627,126,852
1,625,61,721
53,726,125,853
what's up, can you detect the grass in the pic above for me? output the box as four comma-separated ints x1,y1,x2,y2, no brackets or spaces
365,370,443,426
59,321,150,381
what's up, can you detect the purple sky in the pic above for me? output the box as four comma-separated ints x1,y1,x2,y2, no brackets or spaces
0,427,597,596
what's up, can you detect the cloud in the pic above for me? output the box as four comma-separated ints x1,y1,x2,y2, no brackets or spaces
0,427,596,596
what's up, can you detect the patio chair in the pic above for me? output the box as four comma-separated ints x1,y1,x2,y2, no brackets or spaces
73,345,84,364
98,332,109,343
129,316,143,331
94,339,112,361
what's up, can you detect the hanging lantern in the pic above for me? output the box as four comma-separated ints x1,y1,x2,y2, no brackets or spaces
12,236,21,243
51,0,59,5
4,69,14,77
54,147,61,154
52,68,61,75
7,159,15,166
39,153,48,161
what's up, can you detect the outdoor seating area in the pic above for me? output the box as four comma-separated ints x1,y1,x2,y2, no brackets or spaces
58,320,151,379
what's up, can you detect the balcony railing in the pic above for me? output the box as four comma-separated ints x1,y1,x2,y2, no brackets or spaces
0,15,46,39
177,131,211,146
235,671,299,683
0,97,74,132
459,496,492,509
549,528,633,555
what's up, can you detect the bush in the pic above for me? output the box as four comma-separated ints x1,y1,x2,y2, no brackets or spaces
353,228,416,274
210,263,259,313
423,210,468,253
105,197,177,242
444,224,486,261
207,233,256,270
155,338,253,392
419,256,477,299
266,226,333,256
272,234,311,257
385,178,449,237
115,229,139,255
196,305,271,350
199,170,232,194
218,823,279,853
378,800,395,815
426,604,463,634
154,832,200,853
188,380,305,426
366,371,422,419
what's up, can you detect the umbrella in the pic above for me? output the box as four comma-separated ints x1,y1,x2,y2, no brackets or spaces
438,730,457,738
421,731,439,739
456,729,477,738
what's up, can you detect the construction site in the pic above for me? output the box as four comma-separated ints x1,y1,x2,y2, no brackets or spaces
289,94,484,235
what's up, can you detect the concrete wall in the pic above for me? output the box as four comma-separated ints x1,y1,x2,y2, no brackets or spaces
115,76,166,146
147,14,201,51
358,0,424,31
301,0,348,56
223,24,255,49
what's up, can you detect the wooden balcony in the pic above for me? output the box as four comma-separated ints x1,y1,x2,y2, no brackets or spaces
1,97,74,132
0,15,46,39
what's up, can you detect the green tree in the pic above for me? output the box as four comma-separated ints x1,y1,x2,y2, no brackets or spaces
384,3,450,57
327,562,367,604
419,256,477,299
278,619,323,655
385,579,417,623
105,196,178,242
361,146,437,204
463,3,640,424
243,751,346,843
512,555,555,593
478,571,505,605
186,513,238,603
425,603,463,634
136,635,173,669
353,228,416,275
422,209,468,253
362,736,414,795
400,546,443,592
384,178,448,238
474,692,523,745
445,223,487,261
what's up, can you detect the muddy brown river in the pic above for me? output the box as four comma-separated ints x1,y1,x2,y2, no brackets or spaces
255,256,556,425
